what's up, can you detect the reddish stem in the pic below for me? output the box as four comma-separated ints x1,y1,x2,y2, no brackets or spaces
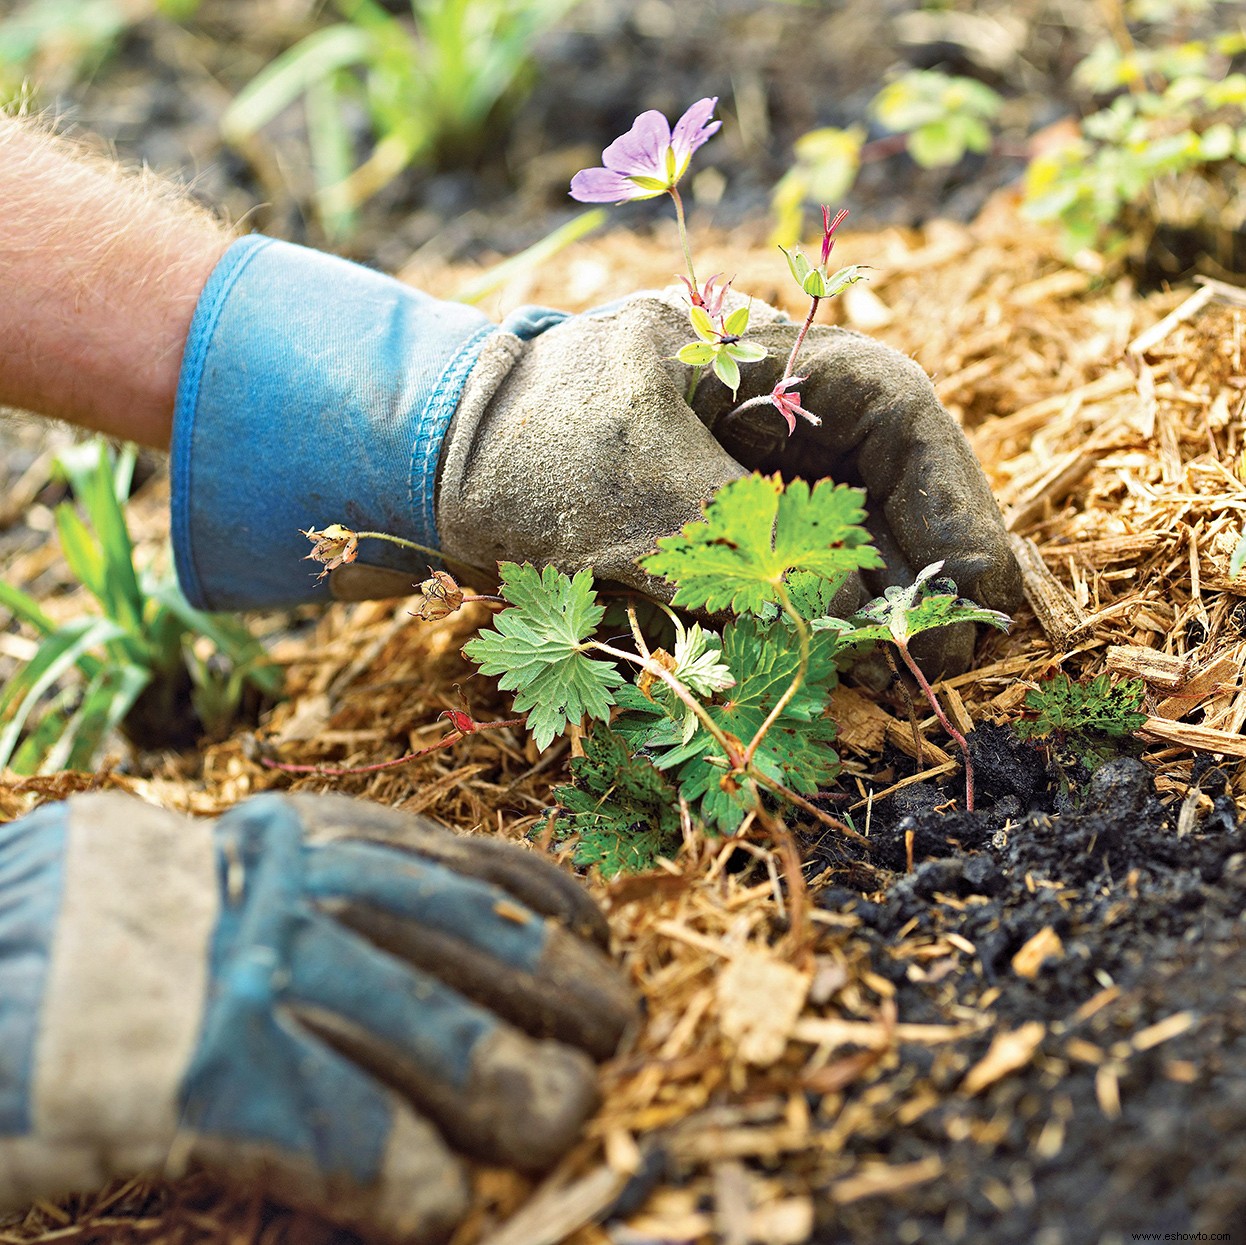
257,716,526,777
894,639,975,811
783,294,821,381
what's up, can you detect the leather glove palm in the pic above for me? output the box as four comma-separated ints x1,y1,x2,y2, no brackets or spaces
0,791,635,1241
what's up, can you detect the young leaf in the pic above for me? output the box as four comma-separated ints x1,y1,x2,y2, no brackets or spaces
462,563,624,750
614,616,842,833
641,473,881,616
831,562,1011,646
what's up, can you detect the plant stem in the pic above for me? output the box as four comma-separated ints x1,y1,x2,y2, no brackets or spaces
893,639,976,811
742,589,808,768
668,186,698,289
355,529,442,561
588,638,739,763
784,294,821,380
751,769,872,848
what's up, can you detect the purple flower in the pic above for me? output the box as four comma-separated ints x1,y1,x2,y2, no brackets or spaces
570,98,721,203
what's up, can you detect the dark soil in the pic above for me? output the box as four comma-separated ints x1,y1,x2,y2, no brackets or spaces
799,726,1245,1243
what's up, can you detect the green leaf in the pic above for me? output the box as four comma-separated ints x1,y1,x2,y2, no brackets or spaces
54,440,143,635
463,563,624,750
908,119,966,168
552,727,682,877
48,662,151,774
1230,531,1246,579
1015,672,1147,768
221,24,376,142
0,617,128,770
641,474,882,616
779,244,812,287
836,562,1012,648
801,268,828,297
823,265,866,297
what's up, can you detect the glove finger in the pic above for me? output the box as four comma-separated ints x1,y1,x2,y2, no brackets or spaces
288,913,600,1170
186,1039,468,1244
305,838,637,1058
285,792,611,948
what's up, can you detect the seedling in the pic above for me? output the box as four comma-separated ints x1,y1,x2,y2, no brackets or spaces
1015,672,1148,770
824,563,1012,811
0,440,280,772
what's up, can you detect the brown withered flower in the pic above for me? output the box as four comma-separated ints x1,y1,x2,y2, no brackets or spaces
302,524,359,580
411,569,464,621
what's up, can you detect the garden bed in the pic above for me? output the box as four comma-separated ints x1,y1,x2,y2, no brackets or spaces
3,198,1244,1243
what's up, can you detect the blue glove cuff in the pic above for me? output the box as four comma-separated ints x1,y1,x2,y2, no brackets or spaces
171,235,497,611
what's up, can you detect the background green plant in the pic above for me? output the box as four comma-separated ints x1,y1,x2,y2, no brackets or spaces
771,69,1003,246
221,0,582,238
773,1,1246,262
0,0,196,104
0,440,280,774
1014,672,1147,769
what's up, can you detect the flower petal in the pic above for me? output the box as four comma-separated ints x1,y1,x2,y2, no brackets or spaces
677,341,717,365
669,97,721,179
570,167,648,203
727,340,768,363
602,109,672,178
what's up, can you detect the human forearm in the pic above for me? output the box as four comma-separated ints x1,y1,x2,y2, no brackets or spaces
0,115,232,448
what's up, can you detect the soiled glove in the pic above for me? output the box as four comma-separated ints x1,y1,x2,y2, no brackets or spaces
0,791,635,1241
172,239,1019,666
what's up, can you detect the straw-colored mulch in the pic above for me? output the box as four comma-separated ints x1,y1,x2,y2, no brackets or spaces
3,188,1245,1242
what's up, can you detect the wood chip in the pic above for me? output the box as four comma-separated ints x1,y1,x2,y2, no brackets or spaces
717,950,811,1067
1009,534,1089,648
1011,926,1065,978
829,1157,944,1205
961,1022,1047,1095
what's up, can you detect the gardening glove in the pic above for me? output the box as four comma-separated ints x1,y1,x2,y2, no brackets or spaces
172,239,1017,636
440,291,1021,674
0,790,636,1242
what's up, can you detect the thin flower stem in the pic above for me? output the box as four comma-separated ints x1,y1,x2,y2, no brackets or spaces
783,294,821,380
685,364,704,405
668,187,698,289
355,530,442,560
750,769,872,848
588,638,739,763
893,638,976,811
625,604,652,661
257,716,527,777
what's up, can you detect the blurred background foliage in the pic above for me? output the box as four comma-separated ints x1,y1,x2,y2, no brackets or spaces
1,0,1244,276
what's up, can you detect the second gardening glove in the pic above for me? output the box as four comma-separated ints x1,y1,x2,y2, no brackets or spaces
172,238,1019,669
0,790,635,1241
